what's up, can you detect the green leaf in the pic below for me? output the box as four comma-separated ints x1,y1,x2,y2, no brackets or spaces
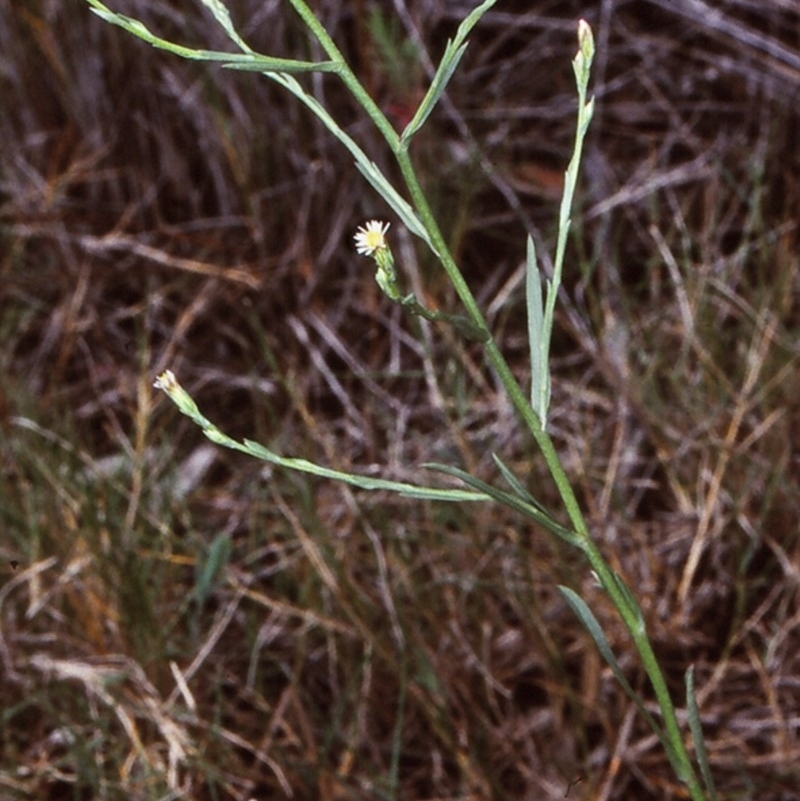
219,54,341,74
196,0,250,52
491,453,552,517
526,235,549,424
426,462,583,549
241,439,486,503
558,586,683,772
528,19,596,430
354,160,435,252
195,532,232,609
85,0,338,74
401,0,497,143
609,570,646,634
686,667,719,801
253,71,432,253
155,371,490,503
401,43,466,142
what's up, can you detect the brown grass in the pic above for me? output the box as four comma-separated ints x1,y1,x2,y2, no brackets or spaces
1,0,799,799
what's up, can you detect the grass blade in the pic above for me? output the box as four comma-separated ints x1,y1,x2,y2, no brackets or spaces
686,667,719,801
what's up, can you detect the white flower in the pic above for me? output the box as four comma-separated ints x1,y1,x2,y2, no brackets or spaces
354,220,390,256
153,369,178,392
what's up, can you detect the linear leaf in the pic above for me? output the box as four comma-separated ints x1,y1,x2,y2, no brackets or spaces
402,0,497,142
86,0,338,73
426,463,583,549
154,370,489,503
238,438,487,502
196,0,250,51
526,235,549,423
686,667,720,801
195,532,232,609
559,586,683,773
355,161,434,251
216,52,341,73
491,453,552,517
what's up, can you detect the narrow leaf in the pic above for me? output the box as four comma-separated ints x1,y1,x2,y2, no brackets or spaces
218,53,341,73
426,463,583,549
355,161,435,251
402,0,497,142
195,532,232,608
526,234,549,423
559,586,683,771
196,0,250,52
240,438,486,502
610,571,646,633
260,71,433,253
457,0,499,35
686,667,720,801
86,0,338,73
402,42,466,141
155,370,489,503
491,453,551,516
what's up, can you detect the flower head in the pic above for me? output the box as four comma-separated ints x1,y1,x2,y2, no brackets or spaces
578,19,594,61
153,369,202,419
354,220,390,256
153,369,179,393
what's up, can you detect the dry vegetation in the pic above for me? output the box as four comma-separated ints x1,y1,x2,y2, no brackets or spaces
1,0,800,799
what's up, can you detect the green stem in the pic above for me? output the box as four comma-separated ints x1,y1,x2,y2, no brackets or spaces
396,141,706,801
283,0,401,150
282,3,706,796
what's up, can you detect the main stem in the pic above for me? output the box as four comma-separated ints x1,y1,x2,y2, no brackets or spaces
397,150,705,801
288,2,705,796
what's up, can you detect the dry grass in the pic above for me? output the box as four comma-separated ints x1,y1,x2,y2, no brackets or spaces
1,0,800,799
